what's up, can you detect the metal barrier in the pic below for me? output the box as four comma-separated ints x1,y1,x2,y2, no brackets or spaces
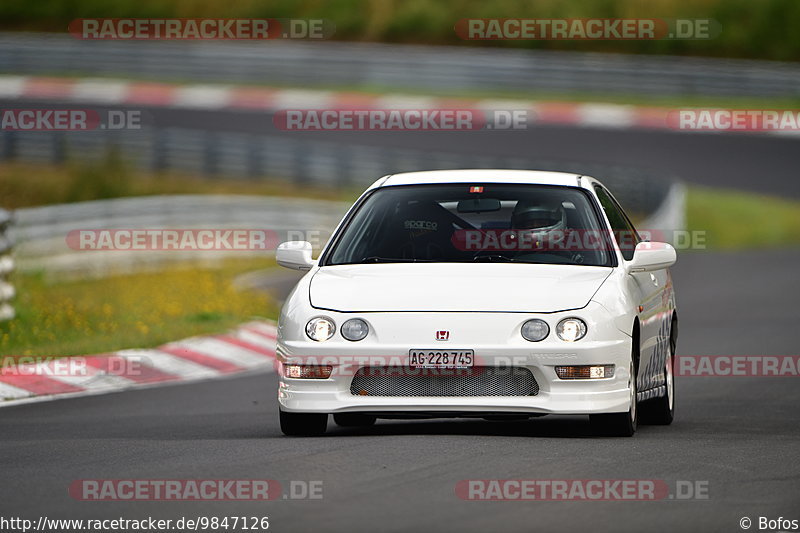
0,208,14,321
11,180,684,279
0,127,671,217
1,32,800,99
11,195,348,278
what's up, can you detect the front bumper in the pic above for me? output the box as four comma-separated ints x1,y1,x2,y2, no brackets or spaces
276,307,633,416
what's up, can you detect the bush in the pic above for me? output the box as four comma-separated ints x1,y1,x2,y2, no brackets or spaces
1,0,799,60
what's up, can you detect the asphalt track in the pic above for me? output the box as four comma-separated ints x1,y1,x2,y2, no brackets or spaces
1,247,799,533
2,98,800,198
2,99,800,532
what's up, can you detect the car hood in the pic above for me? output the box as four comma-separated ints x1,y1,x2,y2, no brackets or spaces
309,263,612,313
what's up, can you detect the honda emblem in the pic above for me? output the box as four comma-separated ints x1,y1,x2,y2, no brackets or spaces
435,330,450,341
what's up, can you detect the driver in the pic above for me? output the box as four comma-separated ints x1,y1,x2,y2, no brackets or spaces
511,198,568,251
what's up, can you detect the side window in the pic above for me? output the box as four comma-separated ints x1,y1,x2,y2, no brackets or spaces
593,186,640,261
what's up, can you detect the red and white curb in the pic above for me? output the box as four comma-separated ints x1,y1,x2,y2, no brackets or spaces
0,74,761,134
0,320,278,407
2,75,797,136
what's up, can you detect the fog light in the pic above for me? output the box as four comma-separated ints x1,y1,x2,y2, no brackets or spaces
284,364,333,379
341,318,369,341
555,365,615,379
521,319,549,342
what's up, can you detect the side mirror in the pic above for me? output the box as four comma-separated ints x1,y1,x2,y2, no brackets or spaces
626,241,676,273
276,241,314,271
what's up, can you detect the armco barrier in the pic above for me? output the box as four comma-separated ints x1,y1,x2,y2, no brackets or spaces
0,127,672,219
9,176,685,280
10,195,348,277
0,208,14,321
1,32,800,99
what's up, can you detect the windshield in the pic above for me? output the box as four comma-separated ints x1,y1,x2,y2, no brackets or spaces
324,183,614,267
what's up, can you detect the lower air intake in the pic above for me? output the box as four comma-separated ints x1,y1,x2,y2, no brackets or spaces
350,366,539,397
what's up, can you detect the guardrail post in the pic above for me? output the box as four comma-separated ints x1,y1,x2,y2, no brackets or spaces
2,131,17,161
0,208,15,322
202,131,218,176
290,141,314,186
247,135,262,179
335,145,350,188
52,133,66,165
151,129,167,173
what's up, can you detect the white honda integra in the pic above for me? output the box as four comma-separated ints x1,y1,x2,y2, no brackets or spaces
275,170,677,437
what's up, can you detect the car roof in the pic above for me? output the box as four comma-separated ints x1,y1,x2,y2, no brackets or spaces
376,169,593,189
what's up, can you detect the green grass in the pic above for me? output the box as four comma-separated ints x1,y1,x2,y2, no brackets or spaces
0,159,361,210
2,169,799,360
2,0,800,61
5,161,800,251
686,185,800,249
0,258,280,360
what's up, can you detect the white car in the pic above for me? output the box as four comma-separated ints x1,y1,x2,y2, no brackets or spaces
275,169,677,437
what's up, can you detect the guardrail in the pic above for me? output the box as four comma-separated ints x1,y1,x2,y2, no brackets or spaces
1,32,800,98
11,195,348,278
0,126,671,218
11,180,684,280
0,208,14,321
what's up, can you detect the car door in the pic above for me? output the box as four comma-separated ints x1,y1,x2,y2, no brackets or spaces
593,185,666,393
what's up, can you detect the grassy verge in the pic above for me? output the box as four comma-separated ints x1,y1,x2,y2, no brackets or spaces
2,171,798,359
4,161,800,250
686,186,800,249
0,159,361,210
0,258,280,361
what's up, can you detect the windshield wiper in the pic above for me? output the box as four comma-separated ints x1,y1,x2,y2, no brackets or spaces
358,256,517,264
359,256,433,263
471,254,518,262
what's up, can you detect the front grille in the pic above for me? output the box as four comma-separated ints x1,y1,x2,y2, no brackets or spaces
349,366,539,397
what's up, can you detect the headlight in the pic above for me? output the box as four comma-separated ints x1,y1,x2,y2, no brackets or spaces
306,316,335,342
556,318,587,342
341,318,369,341
521,319,549,342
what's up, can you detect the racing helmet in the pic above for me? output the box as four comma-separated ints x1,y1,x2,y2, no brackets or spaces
511,198,568,246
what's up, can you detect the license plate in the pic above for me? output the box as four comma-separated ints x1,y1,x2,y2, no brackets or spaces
409,349,474,368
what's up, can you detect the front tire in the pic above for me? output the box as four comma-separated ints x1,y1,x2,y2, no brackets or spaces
590,362,638,437
279,409,328,436
640,343,675,425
